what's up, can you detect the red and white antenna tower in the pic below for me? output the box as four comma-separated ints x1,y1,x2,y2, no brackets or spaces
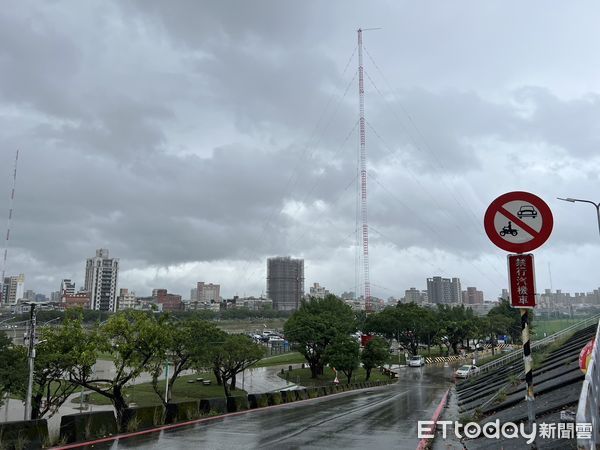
357,29,371,312
1,150,18,306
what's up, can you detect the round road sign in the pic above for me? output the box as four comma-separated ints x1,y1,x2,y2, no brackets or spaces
484,191,553,253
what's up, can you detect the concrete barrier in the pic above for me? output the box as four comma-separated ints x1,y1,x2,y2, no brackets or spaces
226,396,249,412
266,392,283,405
123,405,165,430
199,397,227,415
0,419,48,450
282,390,300,403
165,400,200,423
247,393,268,409
306,387,319,398
59,411,117,444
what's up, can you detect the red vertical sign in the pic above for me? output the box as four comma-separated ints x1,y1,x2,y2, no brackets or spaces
507,253,536,308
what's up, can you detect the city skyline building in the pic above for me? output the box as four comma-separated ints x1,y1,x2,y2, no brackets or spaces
84,248,119,312
117,288,137,310
462,286,484,305
2,273,24,305
309,282,330,299
196,282,221,303
426,276,461,304
403,287,428,304
60,279,76,298
267,256,304,311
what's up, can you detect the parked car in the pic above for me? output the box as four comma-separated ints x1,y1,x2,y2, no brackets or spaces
455,364,480,378
408,355,425,367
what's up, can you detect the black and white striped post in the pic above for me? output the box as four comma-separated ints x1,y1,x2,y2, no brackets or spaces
520,308,536,432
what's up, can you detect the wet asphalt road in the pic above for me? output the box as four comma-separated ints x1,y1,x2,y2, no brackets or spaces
81,365,454,450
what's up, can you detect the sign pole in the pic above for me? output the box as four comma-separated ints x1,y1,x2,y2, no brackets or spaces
484,191,553,446
520,308,536,433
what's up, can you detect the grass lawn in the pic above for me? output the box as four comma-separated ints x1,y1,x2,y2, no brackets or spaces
532,318,580,338
73,372,247,407
279,367,394,387
251,351,307,368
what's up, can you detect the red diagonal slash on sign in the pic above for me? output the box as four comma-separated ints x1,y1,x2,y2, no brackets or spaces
497,206,540,238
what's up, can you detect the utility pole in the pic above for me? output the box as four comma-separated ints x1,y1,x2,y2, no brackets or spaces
24,302,37,420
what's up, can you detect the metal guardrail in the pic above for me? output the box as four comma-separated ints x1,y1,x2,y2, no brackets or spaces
576,319,600,449
477,314,600,376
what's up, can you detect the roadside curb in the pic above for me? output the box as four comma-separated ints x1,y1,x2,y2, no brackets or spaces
416,387,450,450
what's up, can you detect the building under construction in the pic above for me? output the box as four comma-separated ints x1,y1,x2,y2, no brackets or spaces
266,256,304,312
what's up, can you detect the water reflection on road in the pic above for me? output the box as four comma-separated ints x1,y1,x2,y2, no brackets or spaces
87,365,455,450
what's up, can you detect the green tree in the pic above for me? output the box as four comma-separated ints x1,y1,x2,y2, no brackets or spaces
436,305,477,355
324,335,360,384
149,318,221,406
29,316,91,419
488,299,523,343
68,311,165,430
210,334,264,397
360,336,388,381
365,303,431,355
0,331,27,408
284,295,357,378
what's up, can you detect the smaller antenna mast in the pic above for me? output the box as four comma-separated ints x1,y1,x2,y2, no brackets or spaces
1,150,18,306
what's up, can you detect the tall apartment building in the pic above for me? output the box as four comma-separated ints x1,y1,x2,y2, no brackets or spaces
426,276,461,304
403,287,428,304
266,256,304,311
2,274,25,305
196,282,220,303
60,279,76,297
84,249,119,312
462,287,484,305
309,282,330,299
117,288,137,310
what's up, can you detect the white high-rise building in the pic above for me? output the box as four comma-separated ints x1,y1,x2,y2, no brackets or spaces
2,274,25,305
60,279,76,299
84,249,119,312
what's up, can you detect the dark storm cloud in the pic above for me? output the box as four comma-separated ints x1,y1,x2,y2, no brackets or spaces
1,0,600,298
0,8,82,118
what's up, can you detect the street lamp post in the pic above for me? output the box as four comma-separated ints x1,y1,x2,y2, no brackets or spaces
22,301,49,420
23,302,37,420
557,197,600,236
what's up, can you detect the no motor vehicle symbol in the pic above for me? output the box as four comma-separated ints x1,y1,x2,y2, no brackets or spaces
484,191,553,253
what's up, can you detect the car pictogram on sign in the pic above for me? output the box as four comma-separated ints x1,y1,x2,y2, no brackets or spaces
517,205,537,219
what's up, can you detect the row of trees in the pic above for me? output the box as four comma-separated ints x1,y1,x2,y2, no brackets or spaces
365,300,522,356
283,296,523,383
284,295,390,383
0,310,264,430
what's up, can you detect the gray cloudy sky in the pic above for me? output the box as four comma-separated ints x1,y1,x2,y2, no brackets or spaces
1,1,600,300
